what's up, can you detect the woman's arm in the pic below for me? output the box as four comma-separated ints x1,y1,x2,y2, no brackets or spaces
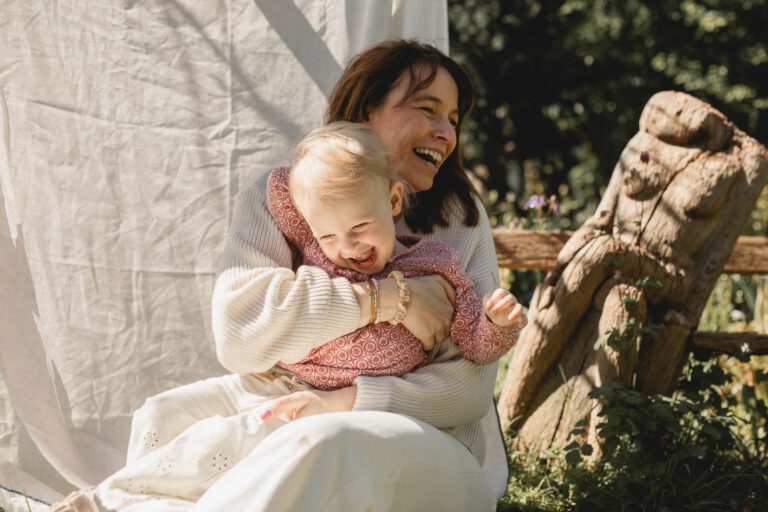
353,358,498,428
212,172,362,373
261,197,503,427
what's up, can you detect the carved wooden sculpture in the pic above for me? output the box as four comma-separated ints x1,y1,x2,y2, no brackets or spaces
497,91,768,452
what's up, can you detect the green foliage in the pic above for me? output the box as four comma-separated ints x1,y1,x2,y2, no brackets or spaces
701,274,768,330
593,316,657,351
498,355,768,511
449,0,768,231
749,185,768,235
496,272,767,511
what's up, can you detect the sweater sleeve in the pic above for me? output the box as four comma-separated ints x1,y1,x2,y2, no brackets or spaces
353,196,503,428
211,172,361,374
450,272,523,365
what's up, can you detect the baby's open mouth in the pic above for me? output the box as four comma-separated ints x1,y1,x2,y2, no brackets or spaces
349,248,377,268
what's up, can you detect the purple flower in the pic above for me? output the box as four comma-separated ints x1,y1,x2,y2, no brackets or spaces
524,194,546,209
640,150,650,164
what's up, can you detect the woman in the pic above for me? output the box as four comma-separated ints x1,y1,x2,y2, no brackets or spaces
203,39,515,512
52,39,517,512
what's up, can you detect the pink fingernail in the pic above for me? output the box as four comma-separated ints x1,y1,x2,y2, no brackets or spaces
260,409,272,420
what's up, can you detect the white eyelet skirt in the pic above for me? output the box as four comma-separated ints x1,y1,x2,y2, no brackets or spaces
73,373,497,512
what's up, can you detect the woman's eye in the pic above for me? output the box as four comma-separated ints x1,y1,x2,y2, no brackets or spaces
449,117,459,127
419,106,434,114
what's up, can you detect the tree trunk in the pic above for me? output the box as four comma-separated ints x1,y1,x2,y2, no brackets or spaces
497,91,768,453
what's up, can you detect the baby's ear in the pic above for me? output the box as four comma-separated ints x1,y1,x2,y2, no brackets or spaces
390,181,405,216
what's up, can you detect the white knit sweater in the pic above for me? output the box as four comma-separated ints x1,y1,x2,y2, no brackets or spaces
211,170,506,469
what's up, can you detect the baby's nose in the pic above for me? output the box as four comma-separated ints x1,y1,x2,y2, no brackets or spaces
339,238,360,256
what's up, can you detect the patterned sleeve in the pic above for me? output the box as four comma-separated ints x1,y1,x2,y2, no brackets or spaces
449,268,524,364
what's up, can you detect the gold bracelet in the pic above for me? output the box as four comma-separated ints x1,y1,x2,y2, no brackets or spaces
366,279,379,325
387,271,410,326
371,278,381,324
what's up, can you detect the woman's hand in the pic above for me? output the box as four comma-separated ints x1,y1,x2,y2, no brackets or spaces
260,386,357,421
399,275,456,351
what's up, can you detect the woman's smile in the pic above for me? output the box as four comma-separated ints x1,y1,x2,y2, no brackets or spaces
413,147,444,168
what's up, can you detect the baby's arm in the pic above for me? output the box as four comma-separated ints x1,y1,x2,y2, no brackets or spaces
449,272,527,365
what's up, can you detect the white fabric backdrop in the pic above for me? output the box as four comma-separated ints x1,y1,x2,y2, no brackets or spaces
0,1,448,507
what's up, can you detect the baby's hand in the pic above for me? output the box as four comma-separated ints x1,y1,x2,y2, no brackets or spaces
484,288,526,328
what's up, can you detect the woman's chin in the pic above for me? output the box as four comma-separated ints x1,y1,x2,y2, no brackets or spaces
402,162,437,192
408,177,434,193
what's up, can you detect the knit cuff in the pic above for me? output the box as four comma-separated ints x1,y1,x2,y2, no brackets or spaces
351,375,395,413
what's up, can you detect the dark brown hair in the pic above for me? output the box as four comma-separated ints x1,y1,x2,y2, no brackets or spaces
325,39,478,234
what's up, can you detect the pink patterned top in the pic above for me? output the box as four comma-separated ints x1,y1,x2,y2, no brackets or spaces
267,167,522,390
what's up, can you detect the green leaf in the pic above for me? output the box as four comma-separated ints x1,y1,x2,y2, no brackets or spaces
621,296,638,308
565,448,581,466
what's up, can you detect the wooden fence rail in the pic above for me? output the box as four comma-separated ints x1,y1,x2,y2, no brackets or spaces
492,229,768,355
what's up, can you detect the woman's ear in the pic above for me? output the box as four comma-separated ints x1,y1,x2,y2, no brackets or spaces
390,181,404,216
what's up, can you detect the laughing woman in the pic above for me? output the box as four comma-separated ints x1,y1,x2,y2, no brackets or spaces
51,39,520,512
200,39,518,512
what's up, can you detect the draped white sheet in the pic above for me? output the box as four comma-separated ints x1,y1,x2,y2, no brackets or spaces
0,1,448,508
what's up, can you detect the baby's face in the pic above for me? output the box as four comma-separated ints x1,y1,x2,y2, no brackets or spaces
299,179,403,276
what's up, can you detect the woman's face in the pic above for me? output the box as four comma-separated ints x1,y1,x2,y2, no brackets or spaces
366,66,459,192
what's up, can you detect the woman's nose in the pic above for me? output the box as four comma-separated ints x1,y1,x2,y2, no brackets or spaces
434,117,456,144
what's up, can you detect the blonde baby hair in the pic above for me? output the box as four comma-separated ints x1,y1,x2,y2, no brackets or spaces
288,121,402,213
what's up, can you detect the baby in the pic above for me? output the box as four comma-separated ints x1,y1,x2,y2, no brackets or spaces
268,121,526,390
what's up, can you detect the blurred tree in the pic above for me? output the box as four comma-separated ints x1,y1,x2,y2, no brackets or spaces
449,0,768,232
